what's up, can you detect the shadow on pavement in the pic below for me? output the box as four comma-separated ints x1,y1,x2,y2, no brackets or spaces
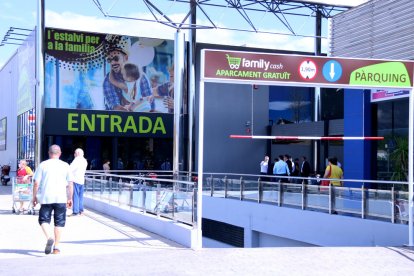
0,185,12,195
386,247,414,262
0,249,44,257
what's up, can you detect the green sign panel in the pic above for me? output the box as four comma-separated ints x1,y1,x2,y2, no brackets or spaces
44,108,173,138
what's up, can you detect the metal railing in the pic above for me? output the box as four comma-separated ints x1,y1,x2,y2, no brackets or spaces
83,170,409,225
84,172,196,226
203,173,410,224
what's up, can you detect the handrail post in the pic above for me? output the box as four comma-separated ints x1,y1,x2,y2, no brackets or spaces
156,183,161,217
100,177,106,197
278,180,282,207
172,185,176,221
210,174,214,197
118,178,122,206
391,186,395,223
258,178,263,203
192,187,197,225
129,179,134,210
92,178,96,197
224,176,228,198
361,184,365,219
109,177,112,198
240,177,244,201
329,184,333,214
108,177,113,201
142,182,147,213
302,181,306,210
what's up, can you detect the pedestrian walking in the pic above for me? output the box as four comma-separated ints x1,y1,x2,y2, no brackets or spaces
69,148,88,216
32,145,73,255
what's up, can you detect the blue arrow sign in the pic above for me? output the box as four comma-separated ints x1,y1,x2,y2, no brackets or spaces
322,60,343,82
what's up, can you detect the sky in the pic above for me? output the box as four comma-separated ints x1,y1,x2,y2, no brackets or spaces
0,0,368,69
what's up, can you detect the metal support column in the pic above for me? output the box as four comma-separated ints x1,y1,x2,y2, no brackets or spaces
173,31,185,175
408,87,413,246
187,0,197,176
196,77,205,250
35,0,45,167
313,7,322,173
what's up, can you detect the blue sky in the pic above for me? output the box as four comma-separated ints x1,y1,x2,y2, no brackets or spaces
0,0,366,69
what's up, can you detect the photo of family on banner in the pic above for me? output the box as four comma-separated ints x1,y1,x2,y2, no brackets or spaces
44,28,175,114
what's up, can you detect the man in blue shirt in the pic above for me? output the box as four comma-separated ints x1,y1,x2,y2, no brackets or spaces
273,155,290,183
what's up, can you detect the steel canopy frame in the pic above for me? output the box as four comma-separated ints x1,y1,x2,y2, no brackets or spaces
92,0,349,37
198,49,414,248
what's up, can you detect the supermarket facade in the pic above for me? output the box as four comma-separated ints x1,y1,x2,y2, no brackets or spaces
0,0,412,187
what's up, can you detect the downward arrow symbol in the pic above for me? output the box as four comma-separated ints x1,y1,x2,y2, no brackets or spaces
329,62,335,79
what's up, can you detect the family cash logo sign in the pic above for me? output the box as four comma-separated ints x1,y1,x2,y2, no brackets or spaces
214,53,290,80
225,54,274,70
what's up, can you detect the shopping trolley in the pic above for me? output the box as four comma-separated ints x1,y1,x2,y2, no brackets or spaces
226,54,242,69
12,176,35,215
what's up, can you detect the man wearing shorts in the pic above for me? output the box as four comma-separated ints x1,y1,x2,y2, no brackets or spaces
32,145,73,255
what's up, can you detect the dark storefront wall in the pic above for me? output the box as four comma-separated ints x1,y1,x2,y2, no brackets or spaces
46,135,173,171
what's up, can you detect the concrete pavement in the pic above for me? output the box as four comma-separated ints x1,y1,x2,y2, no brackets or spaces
0,184,413,275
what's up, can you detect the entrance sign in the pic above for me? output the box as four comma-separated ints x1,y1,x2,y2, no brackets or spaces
202,50,414,89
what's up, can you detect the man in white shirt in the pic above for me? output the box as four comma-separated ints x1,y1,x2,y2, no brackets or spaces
33,144,73,255
69,148,88,216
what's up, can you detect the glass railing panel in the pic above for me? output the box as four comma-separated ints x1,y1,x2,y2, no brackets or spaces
131,183,154,209
366,189,392,220
118,185,131,206
243,180,259,201
261,181,279,204
282,183,302,207
395,191,409,223
334,187,362,216
155,189,175,217
203,176,212,194
143,187,159,213
213,177,226,198
306,184,329,211
159,190,194,225
99,180,112,201
227,178,241,198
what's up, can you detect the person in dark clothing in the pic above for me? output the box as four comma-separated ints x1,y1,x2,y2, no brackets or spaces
284,154,293,175
300,156,311,184
292,158,300,183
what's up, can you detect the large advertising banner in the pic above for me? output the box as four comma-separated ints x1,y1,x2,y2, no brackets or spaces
44,28,174,114
17,30,36,115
